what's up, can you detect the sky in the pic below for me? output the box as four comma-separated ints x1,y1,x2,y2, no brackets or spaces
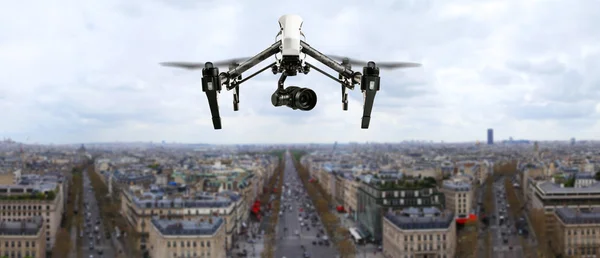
1,0,599,144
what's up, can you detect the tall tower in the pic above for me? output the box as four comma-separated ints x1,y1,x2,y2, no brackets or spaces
487,129,494,145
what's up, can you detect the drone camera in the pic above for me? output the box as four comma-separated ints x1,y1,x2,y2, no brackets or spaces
271,86,317,111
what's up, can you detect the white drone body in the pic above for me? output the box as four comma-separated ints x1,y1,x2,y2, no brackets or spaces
161,15,421,130
278,14,304,57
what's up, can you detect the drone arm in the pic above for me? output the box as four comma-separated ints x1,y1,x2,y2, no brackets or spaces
304,62,343,84
226,41,282,79
300,41,357,83
229,62,277,89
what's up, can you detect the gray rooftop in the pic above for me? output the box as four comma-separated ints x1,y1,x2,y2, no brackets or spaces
555,207,600,225
0,217,43,235
384,207,454,230
152,217,223,236
537,181,600,194
128,190,233,209
442,180,472,191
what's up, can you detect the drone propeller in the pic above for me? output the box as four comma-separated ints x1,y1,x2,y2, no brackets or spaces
160,57,251,70
327,54,421,69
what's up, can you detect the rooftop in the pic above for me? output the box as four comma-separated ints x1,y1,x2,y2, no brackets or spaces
128,190,233,209
555,207,600,225
442,178,472,191
384,207,454,230
152,217,223,236
0,217,43,235
537,181,600,194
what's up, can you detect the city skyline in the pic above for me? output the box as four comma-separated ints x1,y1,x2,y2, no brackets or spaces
2,0,599,144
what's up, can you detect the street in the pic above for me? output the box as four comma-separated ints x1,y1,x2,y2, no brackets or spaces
273,151,337,258
491,176,523,258
77,168,117,258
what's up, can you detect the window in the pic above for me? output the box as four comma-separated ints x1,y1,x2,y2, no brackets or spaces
167,241,171,248
207,241,210,247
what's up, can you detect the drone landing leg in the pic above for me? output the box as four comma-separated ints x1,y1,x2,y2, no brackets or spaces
233,85,239,111
202,62,223,129
360,62,380,129
342,85,348,111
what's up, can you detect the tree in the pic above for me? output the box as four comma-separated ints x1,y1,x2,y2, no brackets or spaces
315,199,328,213
338,239,356,258
46,191,56,200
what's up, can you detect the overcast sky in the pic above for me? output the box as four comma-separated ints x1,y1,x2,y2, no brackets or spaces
1,0,599,144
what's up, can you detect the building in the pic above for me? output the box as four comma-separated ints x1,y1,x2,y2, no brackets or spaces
528,180,600,236
487,129,494,145
120,188,239,250
553,207,600,257
0,216,47,258
147,217,226,258
0,179,65,250
357,176,445,243
440,176,474,217
343,177,360,221
382,207,456,258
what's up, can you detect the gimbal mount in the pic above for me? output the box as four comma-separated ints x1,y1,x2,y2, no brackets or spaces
200,41,381,130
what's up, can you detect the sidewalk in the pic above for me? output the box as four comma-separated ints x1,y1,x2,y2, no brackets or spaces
331,210,384,258
231,221,265,258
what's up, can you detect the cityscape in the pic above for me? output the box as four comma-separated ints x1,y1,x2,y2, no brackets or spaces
1,132,599,258
1,1,599,258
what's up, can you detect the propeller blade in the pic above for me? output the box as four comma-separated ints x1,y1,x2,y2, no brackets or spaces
160,62,205,69
160,57,252,70
327,54,421,69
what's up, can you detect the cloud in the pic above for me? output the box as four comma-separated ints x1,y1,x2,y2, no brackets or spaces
1,0,599,143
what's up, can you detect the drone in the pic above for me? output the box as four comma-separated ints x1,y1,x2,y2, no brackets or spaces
161,14,421,130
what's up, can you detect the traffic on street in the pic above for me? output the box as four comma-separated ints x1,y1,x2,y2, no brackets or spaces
80,169,116,258
274,151,337,258
491,176,523,258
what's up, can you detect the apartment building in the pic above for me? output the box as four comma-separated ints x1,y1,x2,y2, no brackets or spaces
0,180,64,249
147,217,226,258
0,217,46,258
529,180,600,235
357,176,445,243
382,207,456,258
440,176,474,217
343,177,360,221
120,188,240,250
553,207,600,257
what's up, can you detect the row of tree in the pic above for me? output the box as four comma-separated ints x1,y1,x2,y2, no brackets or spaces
261,157,285,258
51,164,86,257
291,151,356,258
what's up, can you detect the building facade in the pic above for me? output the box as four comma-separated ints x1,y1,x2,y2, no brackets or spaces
357,177,445,243
553,207,600,257
147,217,226,258
440,177,474,217
0,182,64,249
0,217,47,258
120,189,239,250
382,207,456,258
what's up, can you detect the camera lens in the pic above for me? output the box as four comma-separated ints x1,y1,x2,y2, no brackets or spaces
293,88,317,111
271,86,317,111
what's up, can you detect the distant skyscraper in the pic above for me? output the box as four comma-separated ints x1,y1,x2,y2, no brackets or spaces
487,129,494,145
571,138,576,146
